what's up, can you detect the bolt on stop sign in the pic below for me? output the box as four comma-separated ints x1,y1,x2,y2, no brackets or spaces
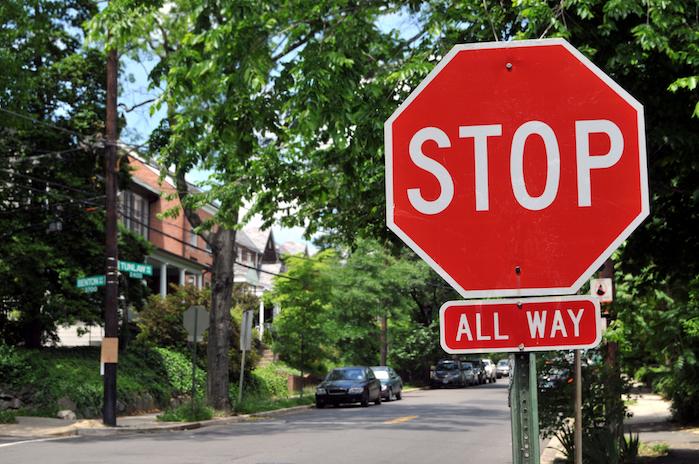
385,39,649,298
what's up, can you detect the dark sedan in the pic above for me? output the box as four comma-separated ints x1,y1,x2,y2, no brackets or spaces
315,367,382,408
371,366,403,401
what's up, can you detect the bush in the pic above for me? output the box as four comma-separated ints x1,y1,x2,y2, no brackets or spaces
158,398,213,422
153,347,206,397
0,410,17,424
136,285,210,350
251,363,294,399
0,343,28,389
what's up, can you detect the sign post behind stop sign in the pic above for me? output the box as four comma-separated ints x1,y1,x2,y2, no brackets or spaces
385,38,649,298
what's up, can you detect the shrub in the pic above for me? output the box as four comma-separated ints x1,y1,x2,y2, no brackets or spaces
0,410,17,424
153,347,206,397
158,398,213,422
0,343,28,388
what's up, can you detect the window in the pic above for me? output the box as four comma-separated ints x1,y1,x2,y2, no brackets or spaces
119,190,149,239
189,228,197,247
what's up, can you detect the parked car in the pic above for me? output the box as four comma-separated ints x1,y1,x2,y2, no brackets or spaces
315,367,382,408
430,359,472,388
496,358,511,378
371,366,403,401
482,358,497,383
466,359,486,384
460,361,478,386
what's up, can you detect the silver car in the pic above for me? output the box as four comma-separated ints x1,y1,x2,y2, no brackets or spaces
496,358,511,378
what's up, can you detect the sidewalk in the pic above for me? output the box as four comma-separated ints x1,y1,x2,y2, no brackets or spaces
541,394,699,463
0,404,313,439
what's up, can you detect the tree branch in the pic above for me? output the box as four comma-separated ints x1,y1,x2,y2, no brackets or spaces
118,97,157,112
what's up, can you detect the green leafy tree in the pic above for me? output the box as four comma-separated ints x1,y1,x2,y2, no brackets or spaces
0,0,149,347
267,251,337,377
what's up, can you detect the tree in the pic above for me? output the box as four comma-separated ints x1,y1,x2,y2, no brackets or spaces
267,251,337,377
0,0,150,347
89,0,405,410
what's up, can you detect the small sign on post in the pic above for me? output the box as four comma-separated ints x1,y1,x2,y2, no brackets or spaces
590,278,613,303
238,310,254,405
76,275,106,293
183,305,209,410
118,260,153,279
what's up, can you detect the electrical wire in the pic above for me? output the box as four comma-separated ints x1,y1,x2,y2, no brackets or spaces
118,211,298,281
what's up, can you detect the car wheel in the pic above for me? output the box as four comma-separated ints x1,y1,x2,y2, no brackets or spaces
316,400,325,409
361,392,369,407
374,393,382,405
396,389,402,400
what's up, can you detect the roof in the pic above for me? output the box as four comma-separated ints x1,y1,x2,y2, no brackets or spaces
236,229,259,253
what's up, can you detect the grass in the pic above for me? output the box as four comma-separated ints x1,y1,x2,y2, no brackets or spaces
639,442,670,458
157,399,213,422
0,410,17,424
234,391,315,415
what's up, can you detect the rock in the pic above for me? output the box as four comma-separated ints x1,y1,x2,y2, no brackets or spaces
57,396,76,411
57,410,76,421
10,398,21,409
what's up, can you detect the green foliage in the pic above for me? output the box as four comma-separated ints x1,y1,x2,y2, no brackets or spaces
0,345,210,418
157,398,213,422
0,410,17,424
137,285,210,350
388,321,441,384
0,343,28,388
250,362,296,399
268,251,337,376
233,392,314,415
153,347,206,397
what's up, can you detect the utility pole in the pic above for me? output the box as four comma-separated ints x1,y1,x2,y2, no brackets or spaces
103,42,119,427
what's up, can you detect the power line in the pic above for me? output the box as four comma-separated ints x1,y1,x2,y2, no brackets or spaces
0,108,87,139
0,168,102,197
119,211,298,281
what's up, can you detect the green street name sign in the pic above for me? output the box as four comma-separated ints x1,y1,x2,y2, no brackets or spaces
76,275,106,293
118,260,153,279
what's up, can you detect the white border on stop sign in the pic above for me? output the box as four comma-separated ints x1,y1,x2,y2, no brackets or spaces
438,295,603,354
384,38,649,298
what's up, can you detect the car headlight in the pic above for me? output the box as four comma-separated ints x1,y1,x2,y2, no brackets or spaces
348,387,364,394
316,388,326,395
381,384,388,391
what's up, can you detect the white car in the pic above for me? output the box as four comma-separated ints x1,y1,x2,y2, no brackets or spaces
496,359,511,378
482,358,497,383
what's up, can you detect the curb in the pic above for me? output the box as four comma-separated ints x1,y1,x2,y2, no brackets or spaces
76,404,314,437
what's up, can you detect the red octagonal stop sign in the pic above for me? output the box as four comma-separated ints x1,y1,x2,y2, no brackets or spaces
385,39,649,298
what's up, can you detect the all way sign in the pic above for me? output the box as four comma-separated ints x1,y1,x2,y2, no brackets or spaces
440,296,602,354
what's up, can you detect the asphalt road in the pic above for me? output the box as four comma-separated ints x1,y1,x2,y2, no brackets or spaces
1,381,513,464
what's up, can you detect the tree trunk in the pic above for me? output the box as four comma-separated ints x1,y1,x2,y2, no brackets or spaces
380,313,388,366
173,168,237,411
206,227,236,411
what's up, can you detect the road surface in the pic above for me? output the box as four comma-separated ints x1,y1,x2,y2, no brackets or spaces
1,382,513,463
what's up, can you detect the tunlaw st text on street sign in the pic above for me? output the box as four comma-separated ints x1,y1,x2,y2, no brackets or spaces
76,275,106,293
440,296,602,354
118,260,153,279
385,38,649,298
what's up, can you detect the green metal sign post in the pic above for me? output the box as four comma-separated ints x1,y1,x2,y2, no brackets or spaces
511,353,540,464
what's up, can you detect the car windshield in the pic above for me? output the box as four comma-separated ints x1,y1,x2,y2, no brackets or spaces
462,362,473,370
372,369,389,380
437,360,459,371
327,368,365,381
498,360,509,366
